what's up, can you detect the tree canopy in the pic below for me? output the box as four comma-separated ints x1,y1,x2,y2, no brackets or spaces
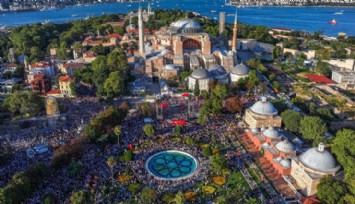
281,110,303,132
300,116,327,145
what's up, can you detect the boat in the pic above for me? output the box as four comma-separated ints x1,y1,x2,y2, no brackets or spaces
72,14,79,17
211,10,217,13
338,32,346,37
334,11,343,15
328,19,338,25
227,13,235,16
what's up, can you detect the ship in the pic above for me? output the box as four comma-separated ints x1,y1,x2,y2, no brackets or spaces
328,19,337,25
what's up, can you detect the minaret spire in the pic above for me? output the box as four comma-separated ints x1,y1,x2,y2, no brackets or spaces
138,5,145,59
232,9,238,53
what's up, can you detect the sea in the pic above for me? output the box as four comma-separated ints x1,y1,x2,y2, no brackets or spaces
0,0,355,37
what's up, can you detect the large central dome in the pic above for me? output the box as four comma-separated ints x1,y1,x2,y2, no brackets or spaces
250,97,278,116
170,18,202,34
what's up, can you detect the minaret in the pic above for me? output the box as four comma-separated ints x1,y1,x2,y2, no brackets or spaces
147,3,151,14
232,10,238,53
138,6,145,59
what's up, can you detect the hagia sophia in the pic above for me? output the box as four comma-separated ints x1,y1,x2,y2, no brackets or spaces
132,6,250,88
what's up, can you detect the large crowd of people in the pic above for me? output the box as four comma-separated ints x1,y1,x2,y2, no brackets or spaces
0,94,278,203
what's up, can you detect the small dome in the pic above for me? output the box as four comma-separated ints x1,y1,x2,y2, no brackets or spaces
231,63,250,76
250,97,278,116
261,142,270,147
159,49,172,56
275,156,282,162
164,64,179,71
251,128,260,133
299,144,339,173
209,64,226,76
275,139,294,153
190,68,209,79
263,127,280,139
280,159,291,168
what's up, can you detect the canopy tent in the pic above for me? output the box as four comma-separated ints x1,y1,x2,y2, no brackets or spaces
181,93,190,97
172,120,186,126
161,103,168,109
179,103,185,107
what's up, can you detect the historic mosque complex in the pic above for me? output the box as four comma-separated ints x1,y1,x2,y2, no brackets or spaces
244,98,340,196
132,6,248,90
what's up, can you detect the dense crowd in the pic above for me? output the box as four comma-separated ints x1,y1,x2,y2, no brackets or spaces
0,94,277,203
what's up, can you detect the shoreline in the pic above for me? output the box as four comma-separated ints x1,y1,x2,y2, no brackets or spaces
1,3,355,14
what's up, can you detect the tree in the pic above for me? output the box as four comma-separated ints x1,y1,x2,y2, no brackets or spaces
139,102,153,117
143,124,155,137
69,82,76,96
194,80,200,96
272,46,281,60
211,153,227,174
271,99,289,113
0,141,13,165
315,61,331,77
213,84,228,100
174,191,186,204
114,125,122,146
317,108,333,121
281,110,302,132
197,109,208,125
140,187,157,204
317,176,347,204
300,116,327,145
202,145,212,157
173,125,184,136
4,91,43,116
103,71,124,99
107,156,116,180
67,161,83,178
70,190,93,204
225,96,243,114
332,129,355,182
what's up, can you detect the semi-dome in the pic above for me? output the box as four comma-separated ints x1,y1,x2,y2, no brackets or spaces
190,68,209,79
209,64,226,76
170,18,202,34
275,139,294,153
250,97,278,116
262,126,280,139
299,143,339,173
231,63,250,76
280,159,291,168
164,64,179,71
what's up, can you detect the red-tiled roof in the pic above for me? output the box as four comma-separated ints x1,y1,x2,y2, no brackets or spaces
305,75,335,84
34,74,45,80
83,51,97,58
47,89,61,95
59,75,75,83
301,196,320,204
1,63,18,68
31,61,50,68
63,63,84,69
107,33,122,38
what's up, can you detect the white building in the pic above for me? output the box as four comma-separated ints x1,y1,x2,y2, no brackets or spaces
332,71,355,90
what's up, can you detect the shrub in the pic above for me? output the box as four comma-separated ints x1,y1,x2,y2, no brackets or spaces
202,145,212,157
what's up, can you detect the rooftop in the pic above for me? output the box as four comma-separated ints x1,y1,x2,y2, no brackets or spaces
59,75,75,83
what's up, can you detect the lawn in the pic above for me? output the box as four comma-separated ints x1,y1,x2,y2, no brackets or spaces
227,171,250,191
